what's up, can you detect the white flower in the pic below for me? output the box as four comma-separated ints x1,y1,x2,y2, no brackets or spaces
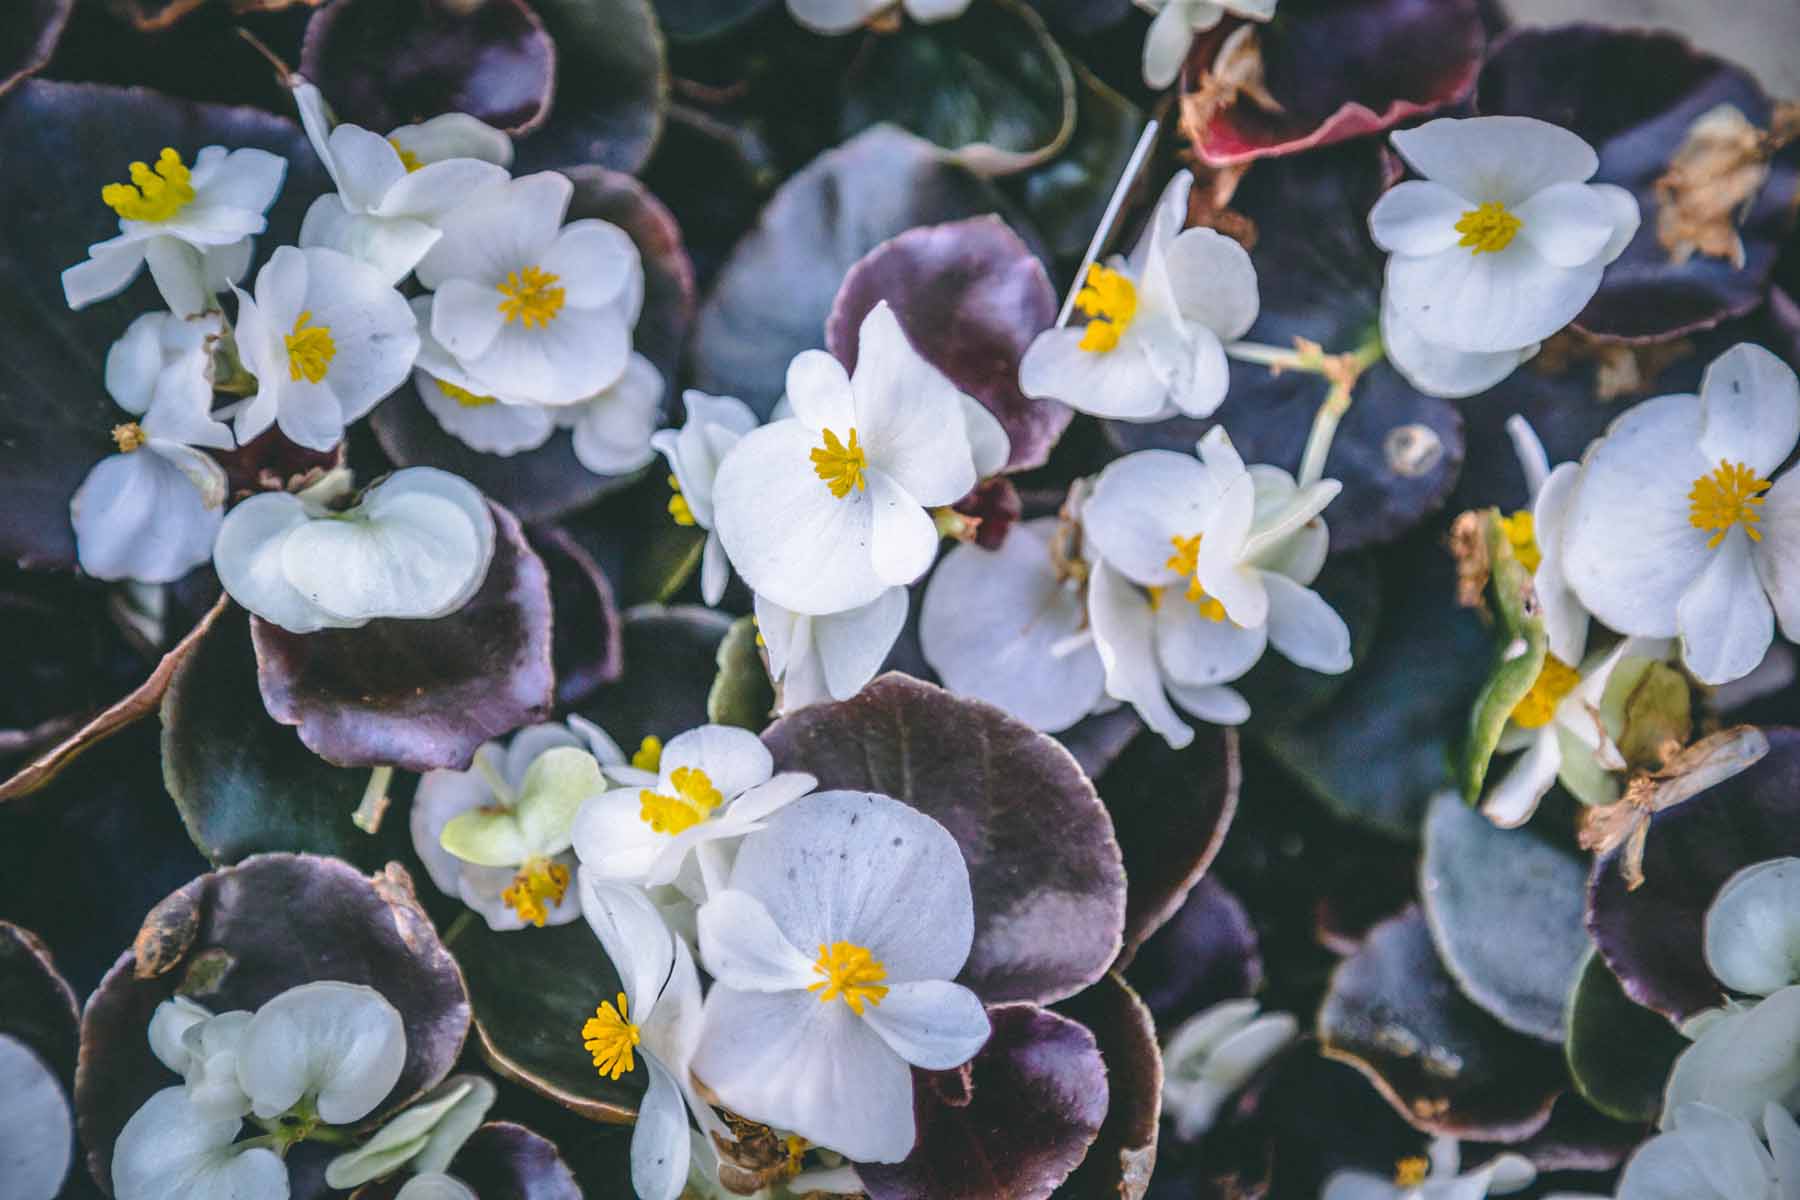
786,0,969,36
1082,428,1351,746
213,465,495,633
413,725,605,930
113,1087,288,1200
756,587,907,714
148,997,253,1119
918,516,1107,733
571,725,816,897
1161,998,1296,1141
1562,343,1800,686
416,172,643,408
63,144,285,316
73,312,232,583
713,302,989,616
324,1075,495,1189
553,351,664,476
292,81,512,284
1136,0,1277,90
235,981,406,1124
1705,857,1800,999
1020,170,1259,422
231,245,420,451
1618,1102,1798,1200
652,392,760,606
581,880,721,1200
396,1175,478,1200
1370,116,1639,397
692,791,990,1163
0,1033,73,1200
1503,416,1589,665
1322,1137,1535,1200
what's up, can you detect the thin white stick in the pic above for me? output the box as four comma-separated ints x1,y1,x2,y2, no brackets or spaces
1056,119,1160,329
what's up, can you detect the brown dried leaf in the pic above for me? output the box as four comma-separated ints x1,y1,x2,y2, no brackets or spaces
1653,103,1776,268
1534,330,1694,400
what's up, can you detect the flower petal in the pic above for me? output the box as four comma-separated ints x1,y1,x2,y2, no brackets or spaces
1082,449,1212,587
1389,116,1598,205
1697,343,1800,480
542,219,637,310
867,470,939,588
1676,526,1773,686
1369,179,1469,257
237,981,406,1124
112,1087,287,1200
1162,226,1260,340
785,349,858,433
72,450,222,584
0,1034,71,1200
1514,181,1621,268
632,1057,692,1200
432,277,506,362
860,979,990,1070
1482,730,1561,829
581,877,677,1021
1380,289,1535,399
850,303,978,505
1155,596,1267,686
1089,558,1193,748
696,888,818,992
1263,573,1352,674
212,491,335,632
661,725,774,802
1385,241,1604,354
1018,327,1171,421
813,586,910,701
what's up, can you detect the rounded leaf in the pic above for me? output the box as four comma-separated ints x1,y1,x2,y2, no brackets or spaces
531,525,624,709
1564,950,1685,1123
1055,974,1162,1199
576,604,735,750
1124,876,1262,1028
511,0,666,175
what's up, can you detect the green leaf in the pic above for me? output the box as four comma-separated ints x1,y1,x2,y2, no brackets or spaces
1459,509,1547,803
707,615,773,731
1010,52,1143,260
1565,949,1685,1122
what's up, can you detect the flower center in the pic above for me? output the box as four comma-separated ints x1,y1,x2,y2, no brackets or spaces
285,311,337,384
501,855,571,927
102,147,196,223
1163,534,1228,621
1074,264,1138,353
1498,509,1541,572
496,266,566,329
808,941,889,1014
112,422,147,453
1455,201,1522,254
1689,459,1771,548
581,992,641,1081
389,139,424,173
631,735,663,773
438,379,496,408
667,475,696,526
1510,654,1581,729
1393,1156,1429,1188
810,427,867,499
639,765,722,835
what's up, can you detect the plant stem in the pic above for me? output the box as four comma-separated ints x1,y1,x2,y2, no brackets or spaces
1229,336,1385,487
443,910,476,948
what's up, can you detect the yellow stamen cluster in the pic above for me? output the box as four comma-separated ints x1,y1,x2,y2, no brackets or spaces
500,856,571,927
1510,654,1582,729
389,139,425,173
285,311,337,384
581,992,641,1081
810,427,867,499
1393,1156,1430,1188
808,941,888,1014
112,423,147,453
1074,264,1138,353
667,475,696,526
1455,201,1522,254
639,766,721,835
1498,509,1541,572
1164,534,1228,621
631,735,663,773
437,379,496,408
1689,459,1771,548
102,148,195,223
496,265,566,329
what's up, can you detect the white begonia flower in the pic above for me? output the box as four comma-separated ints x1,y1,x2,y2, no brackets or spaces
1502,417,1589,665
786,0,969,36
1019,170,1259,423
0,1033,73,1200
581,880,722,1200
324,1075,495,1189
1322,1136,1535,1200
292,81,512,284
73,311,233,583
1662,986,1800,1128
1563,343,1800,686
1618,1102,1798,1200
653,391,760,606
1081,428,1351,747
415,172,643,408
692,791,991,1164
63,143,285,316
150,998,254,1120
755,586,907,715
415,726,605,931
918,516,1108,733
1161,998,1297,1141
112,1087,288,1200
571,724,817,898
231,244,420,451
213,465,495,633
1705,857,1800,998
713,302,986,616
396,1175,478,1200
1369,116,1639,397
235,981,406,1125
1136,0,1278,90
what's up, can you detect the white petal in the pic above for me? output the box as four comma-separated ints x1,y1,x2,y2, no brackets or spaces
960,394,1011,479
212,491,339,632
112,1087,287,1200
432,276,506,362
861,979,989,1069
1532,461,1591,664
1625,1103,1777,1199
581,877,677,1021
411,763,498,899
1161,227,1260,340
1514,181,1623,268
1697,343,1800,479
299,195,441,285
284,246,420,434
1482,730,1561,829
0,1034,71,1200
325,124,407,212
850,304,978,505
1142,0,1198,90
1321,1171,1401,1200
785,349,858,433
1385,242,1603,354
1677,526,1773,686
1155,596,1267,685
72,451,222,584
813,585,908,700
1165,678,1250,725
1089,558,1194,748
540,219,637,310
417,370,556,455
373,158,510,224
1758,473,1800,647
1766,1103,1800,1200
1196,472,1266,627
63,239,147,310
1083,449,1213,587
660,725,774,802
696,888,818,992
396,1175,478,1200
389,113,514,168
237,981,405,1124
149,996,212,1075
1592,182,1642,265
1263,573,1352,673
1705,858,1800,997
571,792,666,884
143,237,214,318
415,171,570,289
1019,327,1171,421
1369,179,1469,257
786,0,881,34
1380,290,1534,399
570,352,663,476
866,470,939,587
1389,116,1599,205
633,1058,692,1200
1663,988,1800,1128
701,532,731,606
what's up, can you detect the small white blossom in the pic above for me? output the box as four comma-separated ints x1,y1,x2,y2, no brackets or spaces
1322,1137,1534,1200
692,791,990,1163
1020,170,1259,422
1618,1102,1798,1200
756,587,907,714
235,982,406,1124
1161,999,1296,1141
652,392,760,606
147,998,252,1120
1503,416,1590,665
1136,0,1277,90
0,1033,73,1200
786,0,969,36
1705,857,1800,998
63,144,285,316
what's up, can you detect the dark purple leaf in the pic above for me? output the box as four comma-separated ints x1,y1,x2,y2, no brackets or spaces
0,0,71,97
1125,876,1262,1027
529,525,624,708
0,921,80,1088
450,1122,583,1200
509,0,666,175
1056,974,1162,1199
1466,1092,1645,1174
1055,706,1144,781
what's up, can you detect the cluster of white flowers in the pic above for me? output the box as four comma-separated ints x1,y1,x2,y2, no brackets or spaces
409,718,991,1196
61,82,661,628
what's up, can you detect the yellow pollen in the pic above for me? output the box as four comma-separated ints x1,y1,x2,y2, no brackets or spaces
784,1135,808,1173
112,422,147,453
1164,534,1228,621
631,735,663,773
102,147,196,223
581,992,641,1081
438,379,497,408
496,266,566,329
639,766,721,835
1689,459,1771,548
1393,1156,1430,1188
500,855,571,927
1510,654,1582,729
808,941,889,1014
1074,264,1138,352
285,311,337,383
1455,201,1522,254
667,475,696,526
1499,509,1541,572
389,139,425,172
810,427,867,499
